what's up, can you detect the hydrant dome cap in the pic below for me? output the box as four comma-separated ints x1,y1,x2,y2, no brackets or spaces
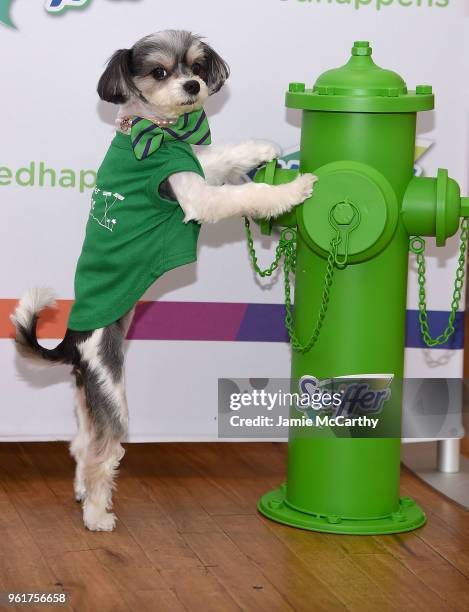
286,41,434,113
315,42,406,96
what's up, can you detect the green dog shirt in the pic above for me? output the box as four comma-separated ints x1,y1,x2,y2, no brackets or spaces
68,114,208,331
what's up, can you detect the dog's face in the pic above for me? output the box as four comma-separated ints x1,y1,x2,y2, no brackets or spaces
97,30,229,118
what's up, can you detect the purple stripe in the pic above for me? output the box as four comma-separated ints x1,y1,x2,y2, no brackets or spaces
127,301,247,341
237,304,288,342
164,110,206,142
406,310,464,350
182,113,189,128
131,117,143,126
132,123,157,149
124,302,464,349
181,110,206,140
195,129,211,145
163,127,182,139
141,137,153,159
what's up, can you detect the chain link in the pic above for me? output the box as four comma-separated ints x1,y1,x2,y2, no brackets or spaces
243,217,285,277
412,218,469,347
244,217,339,353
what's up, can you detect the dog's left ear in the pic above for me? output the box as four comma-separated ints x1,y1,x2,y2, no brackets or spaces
201,42,230,94
97,48,139,104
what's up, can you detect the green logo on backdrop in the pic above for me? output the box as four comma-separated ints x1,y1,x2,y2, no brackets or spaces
0,0,15,28
0,162,96,193
1,0,451,30
285,0,450,9
1,0,93,29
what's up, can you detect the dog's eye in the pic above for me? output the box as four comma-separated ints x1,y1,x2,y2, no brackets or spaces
152,66,168,80
192,63,203,76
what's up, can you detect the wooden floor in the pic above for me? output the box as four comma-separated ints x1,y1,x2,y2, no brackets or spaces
1,443,469,612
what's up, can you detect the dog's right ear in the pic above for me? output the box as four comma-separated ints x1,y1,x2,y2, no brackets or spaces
97,49,137,104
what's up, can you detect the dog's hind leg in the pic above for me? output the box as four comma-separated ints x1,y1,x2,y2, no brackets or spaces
70,386,91,503
76,323,128,531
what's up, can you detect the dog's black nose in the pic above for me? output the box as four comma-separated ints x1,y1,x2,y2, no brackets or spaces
183,80,201,95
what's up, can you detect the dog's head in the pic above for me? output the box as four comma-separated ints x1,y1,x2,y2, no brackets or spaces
97,30,229,118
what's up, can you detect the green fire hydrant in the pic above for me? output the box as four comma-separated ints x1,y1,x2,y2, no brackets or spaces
246,41,469,535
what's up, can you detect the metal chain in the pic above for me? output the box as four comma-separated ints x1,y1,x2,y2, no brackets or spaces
411,218,469,347
243,217,285,277
244,217,339,353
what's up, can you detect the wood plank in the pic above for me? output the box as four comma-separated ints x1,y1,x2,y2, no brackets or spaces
0,444,56,501
46,550,131,612
0,444,89,558
1,443,469,611
400,467,469,588
115,499,242,611
120,588,187,612
177,444,451,611
21,442,168,594
113,498,204,571
230,442,288,479
375,531,452,573
21,444,215,610
180,442,286,513
158,568,243,612
209,514,346,612
438,548,469,579
119,446,291,611
182,530,298,612
268,520,399,612
179,443,261,515
375,531,469,610
123,443,224,534
401,467,469,539
347,552,451,611
19,442,75,503
0,488,72,612
414,510,469,554
0,496,45,567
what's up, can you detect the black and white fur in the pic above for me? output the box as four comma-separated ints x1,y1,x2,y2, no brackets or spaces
11,31,316,531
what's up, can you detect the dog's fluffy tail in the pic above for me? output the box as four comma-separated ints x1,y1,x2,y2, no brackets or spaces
10,288,67,364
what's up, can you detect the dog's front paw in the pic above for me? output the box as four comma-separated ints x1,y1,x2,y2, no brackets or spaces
83,505,117,531
75,490,86,503
290,173,317,204
255,141,282,165
255,173,317,220
74,478,86,503
238,141,281,173
85,512,117,532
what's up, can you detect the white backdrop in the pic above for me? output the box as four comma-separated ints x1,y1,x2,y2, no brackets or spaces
0,0,467,440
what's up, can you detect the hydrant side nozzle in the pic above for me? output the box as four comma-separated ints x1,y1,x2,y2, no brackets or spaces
253,160,300,230
252,208,298,235
460,198,469,219
402,171,462,244
402,177,437,237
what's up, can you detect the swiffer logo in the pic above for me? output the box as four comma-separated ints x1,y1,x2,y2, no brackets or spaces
0,0,92,29
298,374,394,418
0,0,15,28
45,0,91,13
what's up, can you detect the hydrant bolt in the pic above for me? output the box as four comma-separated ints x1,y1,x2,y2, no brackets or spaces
289,82,305,93
332,201,355,225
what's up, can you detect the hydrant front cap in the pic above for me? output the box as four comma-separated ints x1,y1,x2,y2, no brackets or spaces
286,41,434,113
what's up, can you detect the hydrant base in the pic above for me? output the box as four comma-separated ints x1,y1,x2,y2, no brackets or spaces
258,487,426,535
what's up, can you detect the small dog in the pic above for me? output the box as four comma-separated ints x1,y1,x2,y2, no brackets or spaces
12,30,315,531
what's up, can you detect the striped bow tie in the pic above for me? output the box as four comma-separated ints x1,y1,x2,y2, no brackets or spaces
130,109,211,160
